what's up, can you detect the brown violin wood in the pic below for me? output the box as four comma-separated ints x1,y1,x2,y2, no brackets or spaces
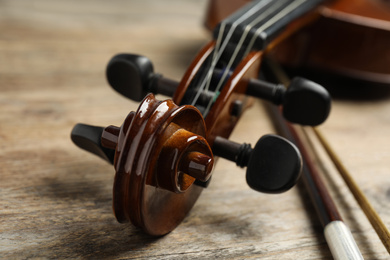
102,94,213,235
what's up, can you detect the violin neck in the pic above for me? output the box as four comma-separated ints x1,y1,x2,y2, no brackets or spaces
214,0,324,51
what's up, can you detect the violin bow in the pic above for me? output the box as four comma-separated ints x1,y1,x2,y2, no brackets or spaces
263,58,364,259
269,60,390,254
312,128,390,254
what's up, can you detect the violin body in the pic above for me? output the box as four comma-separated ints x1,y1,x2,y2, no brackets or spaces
206,0,390,86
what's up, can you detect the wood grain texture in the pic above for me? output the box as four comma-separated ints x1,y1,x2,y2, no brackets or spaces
1,0,389,258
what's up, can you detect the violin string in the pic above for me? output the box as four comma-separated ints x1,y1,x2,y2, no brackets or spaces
243,0,309,58
190,23,225,106
203,0,292,115
191,0,272,107
203,0,272,94
206,23,225,91
210,0,286,91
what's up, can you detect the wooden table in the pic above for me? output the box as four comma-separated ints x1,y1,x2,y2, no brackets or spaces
1,0,389,258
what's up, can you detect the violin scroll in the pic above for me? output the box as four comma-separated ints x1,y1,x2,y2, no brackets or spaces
72,94,215,235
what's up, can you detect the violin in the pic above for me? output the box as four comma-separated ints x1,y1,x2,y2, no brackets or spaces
70,0,336,236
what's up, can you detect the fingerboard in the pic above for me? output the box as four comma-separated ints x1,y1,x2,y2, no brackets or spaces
213,0,324,51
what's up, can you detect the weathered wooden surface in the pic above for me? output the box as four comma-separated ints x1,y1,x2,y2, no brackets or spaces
1,0,390,258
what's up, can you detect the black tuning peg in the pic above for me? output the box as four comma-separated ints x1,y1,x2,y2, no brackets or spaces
71,123,115,164
106,54,330,126
212,135,302,193
246,77,331,126
106,53,178,101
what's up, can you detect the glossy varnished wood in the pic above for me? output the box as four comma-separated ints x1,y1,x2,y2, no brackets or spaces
1,0,390,258
101,94,213,236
